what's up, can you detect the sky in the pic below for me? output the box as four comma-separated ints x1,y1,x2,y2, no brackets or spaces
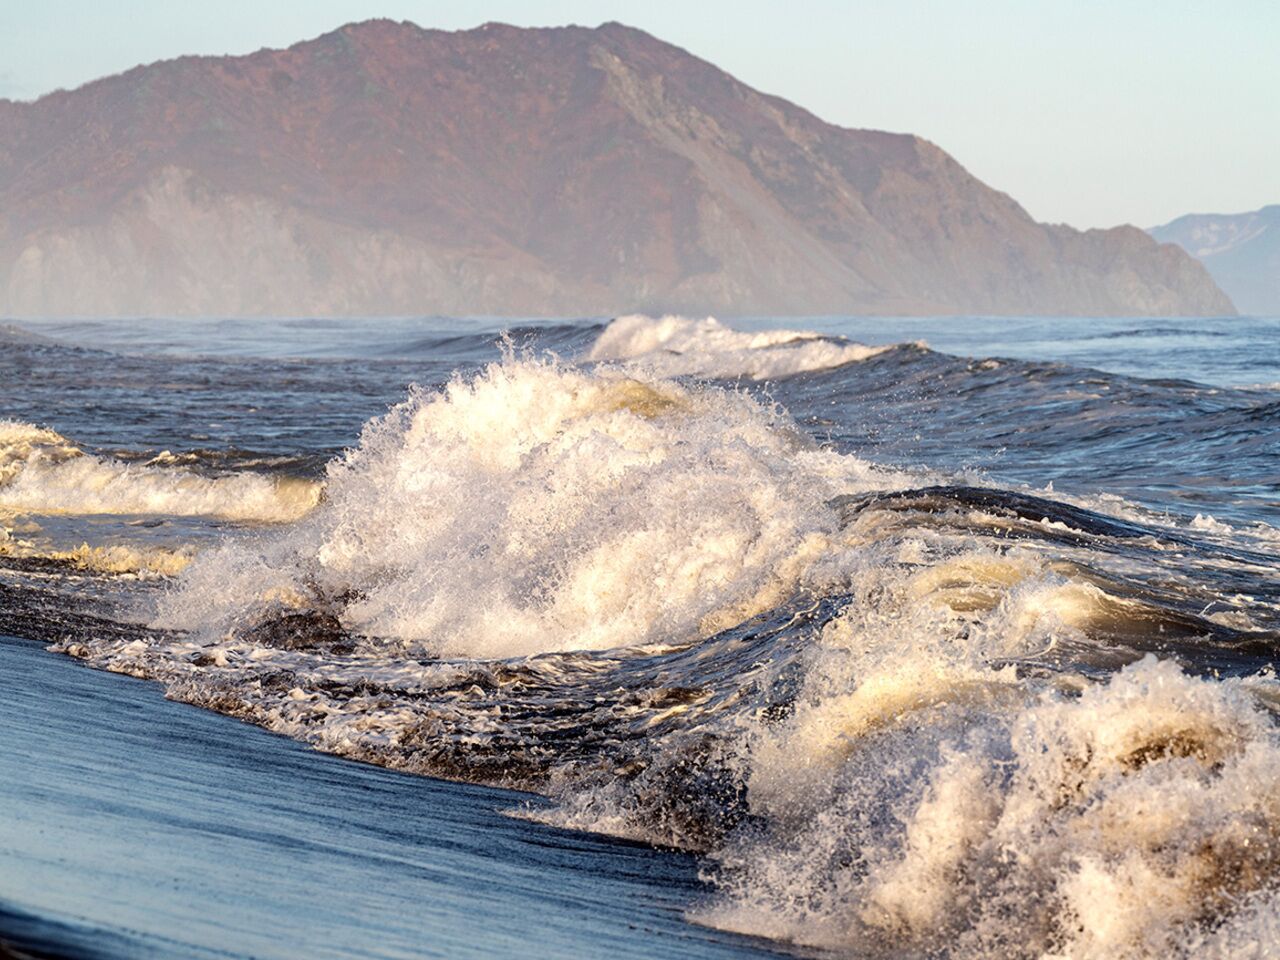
1,1,1275,229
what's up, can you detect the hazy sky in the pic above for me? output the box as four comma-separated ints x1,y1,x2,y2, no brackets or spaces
2,1,1275,229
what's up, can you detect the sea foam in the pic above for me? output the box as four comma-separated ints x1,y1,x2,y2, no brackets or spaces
696,570,1280,959
154,353,906,656
586,314,892,380
0,420,318,523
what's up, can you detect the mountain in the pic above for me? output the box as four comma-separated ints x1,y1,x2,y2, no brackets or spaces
1149,206,1279,316
0,20,1232,318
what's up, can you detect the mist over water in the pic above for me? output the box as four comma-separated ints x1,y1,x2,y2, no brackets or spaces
2,313,1278,958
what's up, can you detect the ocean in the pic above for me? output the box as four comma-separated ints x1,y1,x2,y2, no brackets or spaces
1,314,1278,958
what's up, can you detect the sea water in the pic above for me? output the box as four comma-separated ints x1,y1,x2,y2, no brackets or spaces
1,313,1277,958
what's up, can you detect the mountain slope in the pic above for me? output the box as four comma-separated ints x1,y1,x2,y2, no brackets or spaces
1150,206,1279,315
0,20,1232,318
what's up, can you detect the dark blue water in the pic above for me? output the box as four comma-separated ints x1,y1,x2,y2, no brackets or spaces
0,634,793,959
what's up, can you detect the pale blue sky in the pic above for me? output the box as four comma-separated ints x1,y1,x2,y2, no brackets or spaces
1,1,1275,229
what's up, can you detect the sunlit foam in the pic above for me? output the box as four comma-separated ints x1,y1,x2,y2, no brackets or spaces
586,314,892,380
0,419,318,522
154,355,907,656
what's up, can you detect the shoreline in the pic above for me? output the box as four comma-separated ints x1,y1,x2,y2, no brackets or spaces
0,635,795,959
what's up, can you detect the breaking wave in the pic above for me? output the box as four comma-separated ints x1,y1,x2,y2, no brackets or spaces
0,420,319,523
152,354,911,656
586,314,892,379
698,621,1280,959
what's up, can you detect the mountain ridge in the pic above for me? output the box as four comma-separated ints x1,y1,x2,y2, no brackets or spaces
1149,205,1278,315
0,19,1233,318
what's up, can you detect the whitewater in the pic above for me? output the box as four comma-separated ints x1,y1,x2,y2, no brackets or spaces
2,313,1278,959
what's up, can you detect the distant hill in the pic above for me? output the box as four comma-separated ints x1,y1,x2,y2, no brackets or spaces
0,20,1232,318
1149,206,1279,316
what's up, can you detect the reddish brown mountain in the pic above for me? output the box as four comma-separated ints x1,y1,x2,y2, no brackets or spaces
0,20,1233,318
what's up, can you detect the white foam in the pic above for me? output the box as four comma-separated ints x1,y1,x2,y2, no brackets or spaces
586,314,892,380
0,527,194,576
696,572,1280,958
154,354,909,657
0,420,318,523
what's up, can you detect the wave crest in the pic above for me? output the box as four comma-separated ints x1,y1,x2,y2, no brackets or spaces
155,355,906,656
0,420,318,523
586,314,893,380
699,592,1280,958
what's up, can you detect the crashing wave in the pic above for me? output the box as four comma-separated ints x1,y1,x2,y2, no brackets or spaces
0,420,318,523
153,354,912,656
586,314,893,380
697,594,1280,959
